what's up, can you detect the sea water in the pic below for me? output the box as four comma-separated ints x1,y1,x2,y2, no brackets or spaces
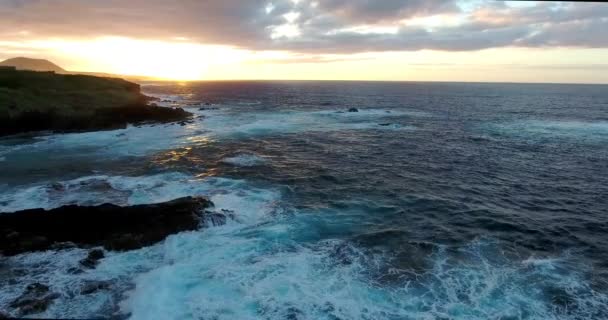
1,81,607,319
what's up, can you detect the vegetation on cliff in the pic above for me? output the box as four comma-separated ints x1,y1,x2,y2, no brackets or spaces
0,68,190,136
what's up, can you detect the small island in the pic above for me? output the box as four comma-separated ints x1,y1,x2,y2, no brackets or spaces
0,59,190,137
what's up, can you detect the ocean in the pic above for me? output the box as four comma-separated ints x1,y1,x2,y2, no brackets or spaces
1,81,608,319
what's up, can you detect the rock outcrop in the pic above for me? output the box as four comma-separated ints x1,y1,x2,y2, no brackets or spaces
79,249,105,269
0,197,213,255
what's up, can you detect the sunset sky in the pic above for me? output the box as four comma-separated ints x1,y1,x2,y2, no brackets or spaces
1,0,607,83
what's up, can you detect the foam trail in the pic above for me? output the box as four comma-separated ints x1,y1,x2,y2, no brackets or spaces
490,120,608,143
222,154,266,167
199,108,414,139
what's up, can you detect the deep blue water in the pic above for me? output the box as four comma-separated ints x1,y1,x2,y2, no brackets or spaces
1,81,608,319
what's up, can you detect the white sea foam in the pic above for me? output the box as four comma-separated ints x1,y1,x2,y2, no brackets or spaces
222,154,267,167
122,237,608,320
0,172,280,213
0,123,200,167
147,93,196,108
491,120,608,143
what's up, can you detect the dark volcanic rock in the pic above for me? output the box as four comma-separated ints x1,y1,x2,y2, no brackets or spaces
10,283,60,316
80,280,112,295
0,104,192,137
199,106,219,111
0,197,212,255
79,249,105,269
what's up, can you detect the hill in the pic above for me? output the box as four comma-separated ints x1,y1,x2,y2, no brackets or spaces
0,57,66,73
0,68,190,136
0,57,156,81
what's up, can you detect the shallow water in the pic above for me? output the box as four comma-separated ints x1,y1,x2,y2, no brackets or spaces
1,81,608,319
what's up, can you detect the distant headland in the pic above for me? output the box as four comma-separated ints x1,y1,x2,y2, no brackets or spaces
0,57,66,73
0,57,156,81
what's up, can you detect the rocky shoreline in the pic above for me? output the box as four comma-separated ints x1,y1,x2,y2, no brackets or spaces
0,103,192,137
0,197,215,256
0,196,237,317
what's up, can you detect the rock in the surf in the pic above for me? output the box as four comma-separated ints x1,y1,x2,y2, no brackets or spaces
80,280,112,295
9,283,60,316
0,196,213,255
79,249,105,269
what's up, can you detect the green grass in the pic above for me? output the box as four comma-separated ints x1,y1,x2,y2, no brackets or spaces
0,70,144,118
0,69,189,136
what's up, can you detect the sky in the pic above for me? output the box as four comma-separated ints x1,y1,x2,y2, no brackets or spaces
0,0,607,83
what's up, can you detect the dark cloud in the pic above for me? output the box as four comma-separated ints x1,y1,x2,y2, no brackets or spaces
0,0,607,53
313,0,459,23
0,0,286,46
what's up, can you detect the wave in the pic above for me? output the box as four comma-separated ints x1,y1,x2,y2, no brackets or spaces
0,172,278,213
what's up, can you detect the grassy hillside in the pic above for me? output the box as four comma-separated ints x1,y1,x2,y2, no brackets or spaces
0,69,189,136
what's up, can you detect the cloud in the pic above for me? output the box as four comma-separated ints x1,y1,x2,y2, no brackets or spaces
0,0,607,54
313,0,459,23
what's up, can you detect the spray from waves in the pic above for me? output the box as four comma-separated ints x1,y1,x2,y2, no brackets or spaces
119,229,608,320
0,172,277,212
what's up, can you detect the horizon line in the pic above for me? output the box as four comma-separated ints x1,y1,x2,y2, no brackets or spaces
136,78,608,86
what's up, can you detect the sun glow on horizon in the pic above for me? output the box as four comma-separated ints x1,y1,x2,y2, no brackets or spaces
2,36,608,84
30,37,252,80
